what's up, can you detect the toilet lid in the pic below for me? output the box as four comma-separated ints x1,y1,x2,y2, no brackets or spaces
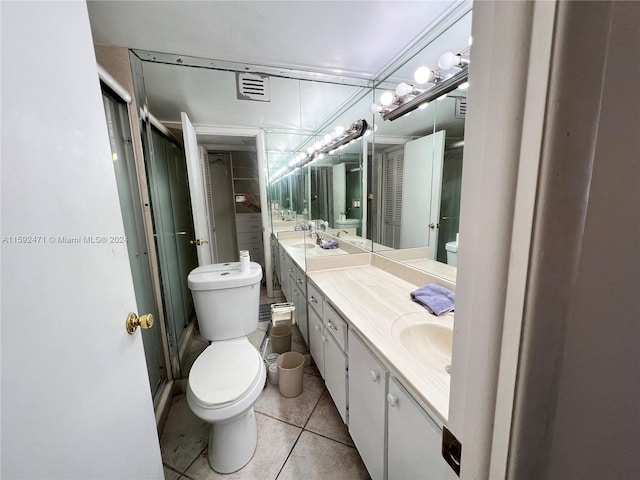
189,339,261,407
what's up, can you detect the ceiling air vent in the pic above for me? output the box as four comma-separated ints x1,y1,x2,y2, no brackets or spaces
236,72,271,102
455,98,467,119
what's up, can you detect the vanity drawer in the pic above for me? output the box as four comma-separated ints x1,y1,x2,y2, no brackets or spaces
324,302,347,351
291,265,306,296
307,282,323,317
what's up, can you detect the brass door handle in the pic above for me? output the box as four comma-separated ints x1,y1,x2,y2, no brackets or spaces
126,312,154,334
190,238,209,246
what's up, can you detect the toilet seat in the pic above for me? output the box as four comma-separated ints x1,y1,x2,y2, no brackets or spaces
189,338,261,409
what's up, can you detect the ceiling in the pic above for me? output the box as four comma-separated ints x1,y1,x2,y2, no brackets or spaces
87,1,471,170
88,1,460,79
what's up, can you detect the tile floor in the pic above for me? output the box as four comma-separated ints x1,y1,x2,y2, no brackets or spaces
163,296,370,480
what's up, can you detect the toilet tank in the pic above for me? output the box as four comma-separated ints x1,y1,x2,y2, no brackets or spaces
188,262,263,341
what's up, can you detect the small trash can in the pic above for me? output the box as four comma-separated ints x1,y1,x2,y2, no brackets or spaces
268,362,279,384
265,353,280,384
277,351,305,397
270,325,292,354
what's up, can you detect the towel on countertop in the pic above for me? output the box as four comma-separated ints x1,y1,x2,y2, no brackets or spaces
320,239,339,249
410,283,455,316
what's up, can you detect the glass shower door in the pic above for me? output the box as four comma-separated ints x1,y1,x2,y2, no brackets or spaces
102,90,166,399
144,126,197,377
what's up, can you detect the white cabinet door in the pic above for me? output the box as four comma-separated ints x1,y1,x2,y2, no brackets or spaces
292,285,308,346
348,330,387,480
308,308,325,378
324,331,348,423
279,251,291,300
387,377,446,480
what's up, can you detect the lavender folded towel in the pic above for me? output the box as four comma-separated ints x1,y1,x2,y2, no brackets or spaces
320,239,339,249
410,283,455,316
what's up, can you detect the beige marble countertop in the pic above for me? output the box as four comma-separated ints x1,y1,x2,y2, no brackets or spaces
277,232,350,270
307,264,453,423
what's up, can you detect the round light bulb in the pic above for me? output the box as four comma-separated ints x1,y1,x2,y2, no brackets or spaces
418,102,429,110
439,51,460,70
369,103,382,114
395,82,414,97
307,147,314,154
335,125,345,136
324,133,332,143
414,66,434,84
314,141,322,151
380,90,396,106
364,128,371,136
458,81,469,90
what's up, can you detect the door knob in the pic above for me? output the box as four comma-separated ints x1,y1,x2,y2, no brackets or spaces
126,312,154,334
429,223,440,229
190,238,209,246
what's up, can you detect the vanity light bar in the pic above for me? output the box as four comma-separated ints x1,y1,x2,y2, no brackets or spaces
269,118,369,184
381,65,469,122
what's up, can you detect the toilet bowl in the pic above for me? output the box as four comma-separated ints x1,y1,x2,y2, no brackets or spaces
186,261,264,474
445,240,458,266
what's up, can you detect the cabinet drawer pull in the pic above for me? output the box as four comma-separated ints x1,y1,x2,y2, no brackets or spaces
310,296,318,304
297,278,303,285
327,321,338,332
369,370,380,382
387,393,398,407
315,324,321,331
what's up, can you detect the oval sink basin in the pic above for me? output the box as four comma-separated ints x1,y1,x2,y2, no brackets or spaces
392,312,453,371
289,242,316,249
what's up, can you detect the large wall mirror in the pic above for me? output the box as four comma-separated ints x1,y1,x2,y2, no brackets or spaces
368,6,472,282
267,3,472,284
266,88,373,246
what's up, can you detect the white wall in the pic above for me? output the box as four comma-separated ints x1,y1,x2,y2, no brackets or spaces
1,2,163,478
509,2,640,478
450,1,639,478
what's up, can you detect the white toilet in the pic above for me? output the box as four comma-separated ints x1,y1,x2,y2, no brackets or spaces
186,262,265,474
445,239,458,266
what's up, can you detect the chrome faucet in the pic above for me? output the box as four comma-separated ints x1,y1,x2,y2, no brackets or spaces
336,230,349,238
315,232,323,245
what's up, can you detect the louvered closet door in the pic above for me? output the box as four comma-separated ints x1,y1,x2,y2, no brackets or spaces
383,149,404,248
199,146,218,263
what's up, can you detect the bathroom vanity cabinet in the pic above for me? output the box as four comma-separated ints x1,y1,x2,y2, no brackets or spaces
323,303,348,423
387,377,446,479
303,275,448,480
278,239,448,479
306,283,348,422
278,247,291,300
307,281,325,377
291,283,308,345
308,308,325,378
348,330,388,480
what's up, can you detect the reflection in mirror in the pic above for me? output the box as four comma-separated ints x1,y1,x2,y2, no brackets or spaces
368,7,472,283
